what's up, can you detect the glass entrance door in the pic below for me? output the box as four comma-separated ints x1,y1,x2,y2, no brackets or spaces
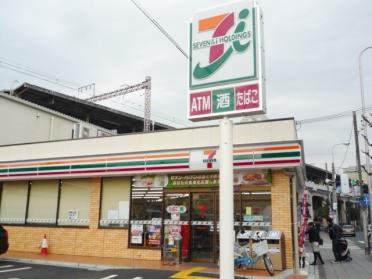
190,193,216,262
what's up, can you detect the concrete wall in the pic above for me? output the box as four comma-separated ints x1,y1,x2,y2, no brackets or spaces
0,96,75,145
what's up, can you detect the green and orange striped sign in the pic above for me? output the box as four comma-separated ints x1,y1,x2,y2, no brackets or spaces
0,143,301,180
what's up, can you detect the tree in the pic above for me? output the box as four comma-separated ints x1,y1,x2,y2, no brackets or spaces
315,205,329,220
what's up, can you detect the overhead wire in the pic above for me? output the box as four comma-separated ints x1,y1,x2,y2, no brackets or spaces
336,123,353,170
130,0,189,59
296,105,372,125
0,63,78,91
0,56,81,87
0,57,189,127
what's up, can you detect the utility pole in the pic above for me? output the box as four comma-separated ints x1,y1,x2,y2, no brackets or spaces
325,163,331,203
353,111,370,254
332,162,338,224
359,47,372,236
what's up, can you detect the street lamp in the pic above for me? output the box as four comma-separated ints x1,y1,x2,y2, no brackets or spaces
359,46,372,226
331,142,350,224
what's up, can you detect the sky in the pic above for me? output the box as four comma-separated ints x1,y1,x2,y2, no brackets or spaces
1,0,372,172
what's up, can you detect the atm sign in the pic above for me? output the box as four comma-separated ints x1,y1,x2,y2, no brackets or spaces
189,83,260,119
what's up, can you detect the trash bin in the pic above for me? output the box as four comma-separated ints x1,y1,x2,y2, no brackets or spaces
266,231,283,270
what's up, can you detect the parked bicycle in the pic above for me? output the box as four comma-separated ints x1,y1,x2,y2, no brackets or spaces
234,231,274,276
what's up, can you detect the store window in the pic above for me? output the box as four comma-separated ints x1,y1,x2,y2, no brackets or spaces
58,179,90,226
130,175,165,248
27,180,59,224
100,177,130,227
241,191,272,231
0,181,28,224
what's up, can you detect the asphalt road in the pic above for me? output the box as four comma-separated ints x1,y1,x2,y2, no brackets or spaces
0,261,176,279
0,260,226,279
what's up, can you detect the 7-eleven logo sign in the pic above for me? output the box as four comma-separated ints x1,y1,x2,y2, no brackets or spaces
203,149,217,169
190,0,256,89
190,149,219,170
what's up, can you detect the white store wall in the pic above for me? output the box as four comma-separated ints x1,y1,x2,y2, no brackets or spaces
0,118,298,162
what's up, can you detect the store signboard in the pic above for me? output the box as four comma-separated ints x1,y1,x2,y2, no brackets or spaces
167,173,219,188
189,0,265,121
165,170,271,188
234,169,272,186
133,174,168,188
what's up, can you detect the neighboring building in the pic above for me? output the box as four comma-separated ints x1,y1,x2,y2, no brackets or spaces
343,165,368,187
305,164,360,225
7,83,171,134
0,92,116,145
0,118,305,271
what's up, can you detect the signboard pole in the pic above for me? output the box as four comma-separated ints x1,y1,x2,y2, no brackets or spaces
219,116,234,278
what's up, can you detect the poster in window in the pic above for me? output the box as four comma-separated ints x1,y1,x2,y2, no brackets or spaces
131,224,143,244
147,225,161,246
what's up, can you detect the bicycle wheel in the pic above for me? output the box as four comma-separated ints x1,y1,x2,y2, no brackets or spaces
263,254,274,276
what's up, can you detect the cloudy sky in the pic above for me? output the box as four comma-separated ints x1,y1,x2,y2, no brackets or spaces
1,0,372,172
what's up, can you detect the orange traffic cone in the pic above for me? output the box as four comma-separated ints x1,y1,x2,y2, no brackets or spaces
39,234,48,256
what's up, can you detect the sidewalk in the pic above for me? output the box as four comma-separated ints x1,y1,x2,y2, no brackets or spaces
2,250,300,278
304,232,372,279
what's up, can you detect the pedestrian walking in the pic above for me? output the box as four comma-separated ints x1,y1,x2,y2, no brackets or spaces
306,222,324,265
327,217,343,263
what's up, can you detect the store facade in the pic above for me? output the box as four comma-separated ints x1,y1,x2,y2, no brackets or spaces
0,118,304,269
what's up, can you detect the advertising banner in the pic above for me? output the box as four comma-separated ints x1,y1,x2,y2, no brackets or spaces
165,170,271,188
189,0,265,121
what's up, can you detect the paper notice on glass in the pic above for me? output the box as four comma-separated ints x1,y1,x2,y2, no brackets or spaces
171,213,180,221
118,201,129,219
131,224,143,244
108,210,119,220
245,207,252,215
67,209,78,220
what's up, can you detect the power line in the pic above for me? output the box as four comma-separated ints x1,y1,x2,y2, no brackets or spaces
0,56,81,87
0,63,78,91
130,0,188,59
337,123,353,169
0,58,189,127
296,105,372,125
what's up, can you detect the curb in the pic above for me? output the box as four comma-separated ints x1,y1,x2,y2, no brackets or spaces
1,257,127,271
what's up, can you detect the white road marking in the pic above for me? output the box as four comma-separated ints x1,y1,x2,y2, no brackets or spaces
0,265,14,269
0,267,32,273
132,277,144,279
358,240,364,243
100,275,118,279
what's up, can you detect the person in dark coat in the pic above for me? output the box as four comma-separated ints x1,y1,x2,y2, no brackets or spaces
327,217,343,263
306,222,324,265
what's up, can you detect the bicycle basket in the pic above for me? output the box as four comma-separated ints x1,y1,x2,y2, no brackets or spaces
252,240,269,257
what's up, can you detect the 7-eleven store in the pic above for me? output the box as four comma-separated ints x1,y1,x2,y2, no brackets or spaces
0,118,304,270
